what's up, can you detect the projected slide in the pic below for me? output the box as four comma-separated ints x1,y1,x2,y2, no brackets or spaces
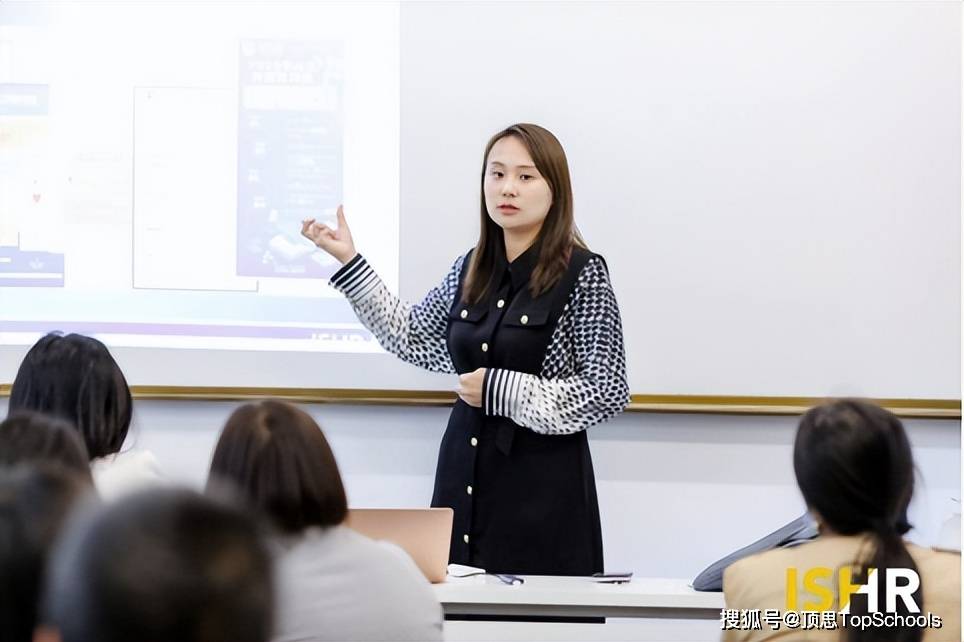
0,3,399,352
0,83,65,287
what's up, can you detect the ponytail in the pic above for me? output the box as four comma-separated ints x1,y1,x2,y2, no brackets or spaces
847,523,923,642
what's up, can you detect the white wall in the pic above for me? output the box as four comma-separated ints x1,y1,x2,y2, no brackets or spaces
399,0,962,399
3,397,954,580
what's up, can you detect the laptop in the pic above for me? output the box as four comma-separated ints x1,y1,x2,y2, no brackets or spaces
346,507,453,583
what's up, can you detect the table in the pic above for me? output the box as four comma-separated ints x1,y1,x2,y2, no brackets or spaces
434,575,726,641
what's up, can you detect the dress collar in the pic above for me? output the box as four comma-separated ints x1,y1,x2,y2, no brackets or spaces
496,240,540,292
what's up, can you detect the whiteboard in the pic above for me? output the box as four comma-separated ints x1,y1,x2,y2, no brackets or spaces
1,1,959,398
392,1,961,399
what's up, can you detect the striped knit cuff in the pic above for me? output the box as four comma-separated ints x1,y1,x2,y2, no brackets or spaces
483,368,525,418
329,254,378,302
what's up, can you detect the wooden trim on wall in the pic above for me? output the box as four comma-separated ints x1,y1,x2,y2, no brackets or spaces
626,395,960,419
1,384,958,419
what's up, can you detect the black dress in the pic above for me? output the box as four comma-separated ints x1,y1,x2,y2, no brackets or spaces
330,242,629,575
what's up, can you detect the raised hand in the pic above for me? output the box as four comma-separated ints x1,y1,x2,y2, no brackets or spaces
301,204,357,265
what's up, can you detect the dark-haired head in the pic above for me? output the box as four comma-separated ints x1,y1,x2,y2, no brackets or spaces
0,412,93,483
9,332,132,460
0,465,93,642
794,399,921,642
207,400,348,533
463,123,588,304
41,487,273,642
795,399,914,538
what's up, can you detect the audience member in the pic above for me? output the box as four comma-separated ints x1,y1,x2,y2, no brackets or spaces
0,412,92,483
723,399,961,642
0,465,93,642
9,332,162,498
208,400,444,642
38,487,273,642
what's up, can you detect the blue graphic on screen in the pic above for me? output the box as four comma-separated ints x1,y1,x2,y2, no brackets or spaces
0,246,64,288
237,40,343,279
0,83,66,288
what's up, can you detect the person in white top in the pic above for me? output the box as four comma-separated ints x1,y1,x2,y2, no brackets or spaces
90,449,163,500
207,400,444,642
8,332,164,499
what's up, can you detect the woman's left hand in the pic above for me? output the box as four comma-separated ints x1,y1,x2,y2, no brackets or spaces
457,368,486,407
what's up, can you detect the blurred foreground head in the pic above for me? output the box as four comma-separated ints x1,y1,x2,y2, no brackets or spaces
0,412,92,482
40,487,274,642
0,465,92,642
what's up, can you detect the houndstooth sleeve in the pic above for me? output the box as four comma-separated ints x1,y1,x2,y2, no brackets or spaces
329,253,463,374
481,256,630,434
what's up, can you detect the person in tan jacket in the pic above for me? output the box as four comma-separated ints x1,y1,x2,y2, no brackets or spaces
723,399,960,642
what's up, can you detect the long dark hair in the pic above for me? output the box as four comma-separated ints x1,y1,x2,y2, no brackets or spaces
9,333,132,459
207,400,348,533
794,399,921,642
462,123,587,304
